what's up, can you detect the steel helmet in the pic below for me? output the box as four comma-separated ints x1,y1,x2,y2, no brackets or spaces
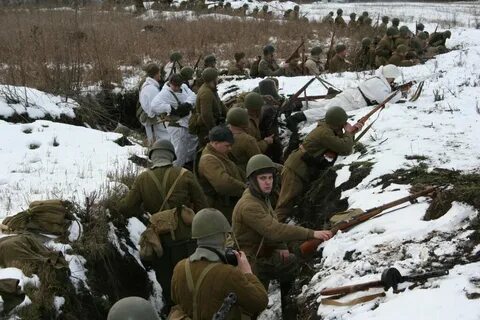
107,297,159,320
227,107,249,128
148,139,176,159
192,208,231,239
246,154,275,178
325,106,348,127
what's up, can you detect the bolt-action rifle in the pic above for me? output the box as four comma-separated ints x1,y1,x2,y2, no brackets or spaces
299,187,438,256
285,39,305,64
324,28,336,70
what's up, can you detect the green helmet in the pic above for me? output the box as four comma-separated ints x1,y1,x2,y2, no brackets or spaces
244,92,264,112
246,154,275,178
396,44,408,54
204,54,216,66
262,4,268,11
357,15,364,23
107,297,159,320
192,208,231,239
361,37,372,47
335,43,347,53
382,16,389,23
349,12,356,19
294,5,299,11
202,67,218,83
263,44,275,55
337,8,343,15
417,31,428,40
227,107,249,127
392,17,400,26
311,46,322,56
387,27,398,37
180,66,194,81
149,139,175,159
416,23,425,31
253,7,259,12
444,30,451,38
144,63,160,78
170,52,182,62
362,11,368,17
399,26,410,35
325,106,348,127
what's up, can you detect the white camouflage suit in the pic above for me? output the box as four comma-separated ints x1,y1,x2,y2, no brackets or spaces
150,83,198,167
139,77,170,144
303,67,402,122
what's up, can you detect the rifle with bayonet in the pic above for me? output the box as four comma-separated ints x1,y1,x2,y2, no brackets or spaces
324,28,336,70
285,39,305,64
193,54,203,74
320,267,448,297
299,186,438,256
212,292,237,320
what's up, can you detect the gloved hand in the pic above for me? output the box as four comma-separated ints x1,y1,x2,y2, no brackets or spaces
286,112,307,132
171,102,192,118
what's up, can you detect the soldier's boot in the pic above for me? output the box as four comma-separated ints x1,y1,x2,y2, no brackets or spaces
280,280,297,320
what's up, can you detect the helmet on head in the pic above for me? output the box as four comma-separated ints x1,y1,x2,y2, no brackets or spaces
381,64,401,79
204,54,216,66
263,44,275,55
417,31,428,40
107,297,159,320
399,26,410,35
328,11,334,16
262,4,268,10
337,8,343,15
192,208,231,239
382,16,389,23
325,106,348,128
144,63,160,78
335,43,347,53
227,107,249,128
349,12,356,19
362,11,368,17
244,92,264,112
246,154,275,178
180,66,194,81
361,37,372,47
202,67,218,83
416,22,425,31
170,52,182,62
392,17,400,26
365,17,372,25
387,27,398,37
148,139,176,160
294,5,299,11
311,46,323,56
396,44,408,54
444,30,451,38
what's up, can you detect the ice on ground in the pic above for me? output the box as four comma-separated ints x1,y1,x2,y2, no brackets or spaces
0,120,144,218
0,85,78,119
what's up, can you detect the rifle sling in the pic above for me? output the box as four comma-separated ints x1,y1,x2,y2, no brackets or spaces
147,168,188,212
185,260,221,320
321,292,385,306
358,87,377,106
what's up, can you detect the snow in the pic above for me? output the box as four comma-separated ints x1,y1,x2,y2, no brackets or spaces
0,120,144,217
0,85,78,119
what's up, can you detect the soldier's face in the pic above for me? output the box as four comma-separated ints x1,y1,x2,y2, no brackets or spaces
256,173,274,194
212,141,232,154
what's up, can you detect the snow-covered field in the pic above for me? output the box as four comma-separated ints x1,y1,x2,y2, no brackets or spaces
1,1,480,318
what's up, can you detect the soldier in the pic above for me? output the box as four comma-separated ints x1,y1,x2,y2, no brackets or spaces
198,126,246,222
416,22,425,35
322,11,334,24
357,14,365,26
304,46,323,75
227,107,262,174
429,30,451,48
180,66,195,88
378,16,389,34
414,31,430,57
119,140,208,314
362,11,369,18
233,155,333,318
224,2,232,13
163,52,183,81
258,45,284,77
375,27,398,67
348,12,357,29
395,26,412,49
194,54,217,90
139,63,169,145
391,17,400,31
288,5,300,20
250,6,259,17
171,208,268,320
259,4,271,18
363,17,373,32
150,74,197,168
244,92,273,154
191,68,227,147
335,9,346,28
258,79,283,163
287,64,404,133
354,37,375,71
228,52,248,76
108,297,159,320
284,54,303,77
328,44,351,73
276,107,363,221
389,44,419,66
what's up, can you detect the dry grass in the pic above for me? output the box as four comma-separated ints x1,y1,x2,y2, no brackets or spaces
0,6,371,95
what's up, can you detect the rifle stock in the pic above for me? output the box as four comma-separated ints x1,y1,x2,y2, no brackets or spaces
320,280,383,296
299,187,437,256
279,77,316,113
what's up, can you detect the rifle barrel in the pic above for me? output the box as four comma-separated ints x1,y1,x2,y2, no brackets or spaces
320,280,383,296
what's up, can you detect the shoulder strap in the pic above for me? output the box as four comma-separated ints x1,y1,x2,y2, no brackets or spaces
148,168,188,212
147,169,167,201
185,260,221,320
169,89,182,106
159,168,188,212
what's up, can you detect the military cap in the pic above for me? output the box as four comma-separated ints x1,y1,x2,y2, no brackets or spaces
417,31,428,40
262,4,268,10
204,54,216,65
234,52,245,62
444,30,451,38
170,52,182,62
311,46,323,56
202,67,218,82
208,125,234,144
143,62,160,78
263,44,275,55
329,11,334,16
399,25,410,34
242,3,248,8
180,66,194,81
335,43,347,53
227,107,249,128
244,92,264,112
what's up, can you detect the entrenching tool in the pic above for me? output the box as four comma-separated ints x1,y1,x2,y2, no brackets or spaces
320,267,449,297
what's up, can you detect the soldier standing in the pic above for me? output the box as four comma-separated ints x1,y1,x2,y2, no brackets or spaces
354,37,375,71
348,12,357,29
163,52,183,82
244,92,273,154
190,68,227,147
258,45,285,77
378,16,389,34
304,46,324,75
179,66,195,89
198,126,246,222
391,17,400,31
335,9,346,28
275,107,363,221
233,154,333,319
227,107,262,174
322,11,334,24
138,63,169,145
171,208,268,319
118,140,208,315
328,44,351,73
